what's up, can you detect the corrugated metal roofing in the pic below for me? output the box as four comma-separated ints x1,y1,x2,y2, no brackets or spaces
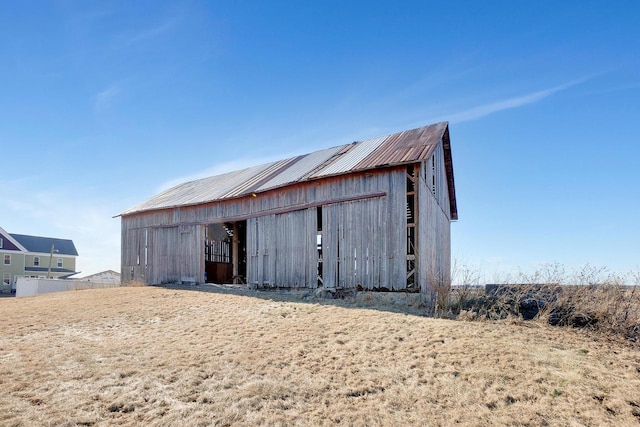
310,135,388,178
256,145,346,192
120,121,454,216
135,162,278,209
355,122,447,169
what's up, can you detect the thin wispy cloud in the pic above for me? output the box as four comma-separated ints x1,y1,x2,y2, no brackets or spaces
95,83,121,113
582,81,640,96
156,76,587,195
440,76,593,124
125,20,175,45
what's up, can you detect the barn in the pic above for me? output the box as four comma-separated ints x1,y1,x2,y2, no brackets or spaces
118,121,457,302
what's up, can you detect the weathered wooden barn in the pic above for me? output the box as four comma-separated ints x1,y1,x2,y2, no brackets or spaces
118,121,457,298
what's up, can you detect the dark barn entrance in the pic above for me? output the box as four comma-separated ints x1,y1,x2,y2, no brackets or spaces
204,221,246,284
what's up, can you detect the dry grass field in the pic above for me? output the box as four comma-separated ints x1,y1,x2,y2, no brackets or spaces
1,286,639,426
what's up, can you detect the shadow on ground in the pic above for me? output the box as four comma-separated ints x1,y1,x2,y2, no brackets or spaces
154,283,428,317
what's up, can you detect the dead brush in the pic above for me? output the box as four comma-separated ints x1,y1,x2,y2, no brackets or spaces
453,282,640,342
422,270,452,317
498,283,640,342
540,283,640,341
451,264,640,343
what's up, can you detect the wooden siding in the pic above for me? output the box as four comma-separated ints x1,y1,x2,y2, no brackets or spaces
121,169,399,230
417,154,451,304
322,168,406,290
121,151,452,292
425,142,451,221
122,223,203,285
122,167,410,287
247,208,317,288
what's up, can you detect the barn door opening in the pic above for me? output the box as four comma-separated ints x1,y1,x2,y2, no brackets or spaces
406,164,417,290
204,221,246,284
317,206,323,287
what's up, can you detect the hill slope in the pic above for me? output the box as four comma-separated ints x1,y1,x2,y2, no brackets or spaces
1,287,639,426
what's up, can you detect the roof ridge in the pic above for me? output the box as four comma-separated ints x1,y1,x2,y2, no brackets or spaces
117,121,455,216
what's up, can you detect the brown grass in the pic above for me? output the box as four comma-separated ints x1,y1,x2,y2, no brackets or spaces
1,287,639,426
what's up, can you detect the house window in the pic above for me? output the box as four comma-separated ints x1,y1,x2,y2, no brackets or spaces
3,273,9,285
34,256,40,266
0,238,3,248
3,255,10,265
57,258,63,268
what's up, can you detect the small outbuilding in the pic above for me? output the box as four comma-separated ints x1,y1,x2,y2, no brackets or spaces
118,122,457,302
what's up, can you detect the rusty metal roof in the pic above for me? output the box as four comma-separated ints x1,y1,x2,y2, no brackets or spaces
119,121,456,218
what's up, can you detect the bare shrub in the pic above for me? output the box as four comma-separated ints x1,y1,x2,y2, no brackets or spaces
449,261,482,313
422,269,451,317
572,263,613,286
453,263,640,343
543,280,639,341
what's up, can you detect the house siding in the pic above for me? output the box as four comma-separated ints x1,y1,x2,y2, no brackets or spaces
0,252,25,285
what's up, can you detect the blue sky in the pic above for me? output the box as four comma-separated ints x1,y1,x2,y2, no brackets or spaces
1,1,638,281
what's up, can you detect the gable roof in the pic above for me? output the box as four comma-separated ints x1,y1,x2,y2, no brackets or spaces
10,234,79,256
120,121,457,219
0,226,27,252
81,270,121,280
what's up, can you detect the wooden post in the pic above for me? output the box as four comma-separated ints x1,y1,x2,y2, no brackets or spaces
232,222,239,283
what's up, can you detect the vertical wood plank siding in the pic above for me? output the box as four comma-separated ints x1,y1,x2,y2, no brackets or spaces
417,143,452,303
321,169,406,289
122,148,451,290
247,208,317,288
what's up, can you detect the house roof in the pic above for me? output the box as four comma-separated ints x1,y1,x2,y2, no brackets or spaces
82,270,121,279
120,121,457,219
10,234,79,256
